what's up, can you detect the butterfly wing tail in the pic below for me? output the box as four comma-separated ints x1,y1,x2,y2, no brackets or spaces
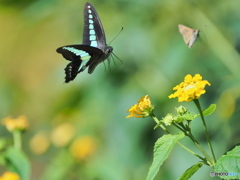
64,61,82,83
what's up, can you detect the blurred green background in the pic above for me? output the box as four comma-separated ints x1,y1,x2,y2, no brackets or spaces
0,0,240,179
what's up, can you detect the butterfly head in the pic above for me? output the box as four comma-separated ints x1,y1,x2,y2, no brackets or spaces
104,45,113,59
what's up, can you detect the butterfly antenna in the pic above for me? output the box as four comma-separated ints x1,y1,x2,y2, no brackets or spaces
110,54,117,66
200,30,208,44
112,52,122,64
102,60,107,72
109,27,124,45
108,57,112,71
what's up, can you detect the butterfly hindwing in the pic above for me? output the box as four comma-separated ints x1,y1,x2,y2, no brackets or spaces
65,61,81,83
57,45,104,82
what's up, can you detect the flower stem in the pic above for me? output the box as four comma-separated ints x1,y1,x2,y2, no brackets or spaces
176,142,207,163
151,113,160,124
150,114,207,163
186,130,214,166
173,121,213,165
13,130,22,150
172,122,187,132
194,99,216,164
151,113,170,133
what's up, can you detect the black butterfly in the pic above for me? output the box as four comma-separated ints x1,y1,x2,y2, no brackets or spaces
56,2,113,83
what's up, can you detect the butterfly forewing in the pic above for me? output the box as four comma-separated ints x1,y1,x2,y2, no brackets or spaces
83,2,107,50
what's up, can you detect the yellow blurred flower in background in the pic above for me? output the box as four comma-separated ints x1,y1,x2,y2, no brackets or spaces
70,136,96,160
169,74,211,102
0,172,20,180
2,116,29,132
51,123,75,147
30,131,50,155
126,95,154,118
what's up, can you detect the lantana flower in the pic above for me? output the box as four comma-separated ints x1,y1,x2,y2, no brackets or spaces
169,74,211,102
70,136,96,160
126,95,154,118
2,116,29,132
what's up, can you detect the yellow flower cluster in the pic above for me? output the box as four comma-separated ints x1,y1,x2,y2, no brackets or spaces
70,136,96,160
2,116,29,132
51,123,75,147
0,172,20,180
169,74,211,102
30,131,50,155
126,95,154,118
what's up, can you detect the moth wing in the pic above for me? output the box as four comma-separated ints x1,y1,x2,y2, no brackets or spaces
178,24,199,48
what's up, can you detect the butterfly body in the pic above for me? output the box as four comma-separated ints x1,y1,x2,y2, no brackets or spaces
178,24,199,48
57,2,113,83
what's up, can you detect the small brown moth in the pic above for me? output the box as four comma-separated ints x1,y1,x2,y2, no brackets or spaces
178,24,200,48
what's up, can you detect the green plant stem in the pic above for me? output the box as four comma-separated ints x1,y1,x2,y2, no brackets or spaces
173,121,213,166
13,130,22,150
172,122,187,132
186,130,214,166
176,142,207,163
151,113,160,124
150,114,207,164
194,99,216,164
151,113,170,133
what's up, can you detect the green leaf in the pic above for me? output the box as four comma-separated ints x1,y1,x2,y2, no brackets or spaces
177,162,203,180
214,145,240,179
182,112,196,120
5,147,30,180
146,132,185,180
202,104,216,116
